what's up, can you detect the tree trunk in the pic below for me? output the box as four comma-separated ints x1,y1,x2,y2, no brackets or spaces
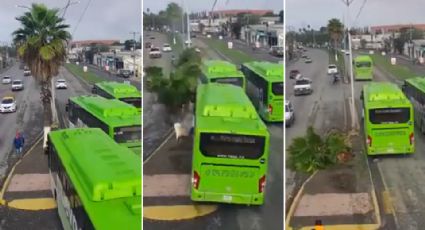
41,80,53,149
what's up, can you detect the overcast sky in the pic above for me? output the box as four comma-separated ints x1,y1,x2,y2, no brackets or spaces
287,0,425,31
0,0,141,44
143,0,283,14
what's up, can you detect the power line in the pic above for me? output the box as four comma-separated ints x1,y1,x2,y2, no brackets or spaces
353,0,368,27
72,0,92,37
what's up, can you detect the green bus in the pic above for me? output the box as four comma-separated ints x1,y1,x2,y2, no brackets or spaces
47,128,141,230
92,81,141,112
361,82,414,155
200,60,246,89
402,77,425,133
354,55,373,80
191,83,270,205
66,95,141,155
241,61,283,122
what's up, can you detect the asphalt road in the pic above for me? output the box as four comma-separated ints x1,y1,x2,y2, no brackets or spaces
0,64,43,177
143,31,176,158
144,35,283,229
285,49,349,203
356,55,425,230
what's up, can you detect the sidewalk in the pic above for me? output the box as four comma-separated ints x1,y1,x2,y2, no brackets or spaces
0,136,61,229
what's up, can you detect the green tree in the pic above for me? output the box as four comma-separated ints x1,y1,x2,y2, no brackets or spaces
166,2,183,32
12,3,71,146
327,18,344,51
287,127,349,173
146,48,201,113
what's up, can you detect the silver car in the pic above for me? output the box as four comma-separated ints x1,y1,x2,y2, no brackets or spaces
11,80,24,91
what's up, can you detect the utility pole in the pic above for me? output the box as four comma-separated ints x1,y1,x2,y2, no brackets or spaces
186,1,191,47
341,0,357,131
130,31,140,77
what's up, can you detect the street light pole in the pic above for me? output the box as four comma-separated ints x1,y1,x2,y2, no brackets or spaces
341,0,357,131
186,1,191,47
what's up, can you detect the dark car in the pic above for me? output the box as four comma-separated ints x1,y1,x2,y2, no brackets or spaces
145,42,152,48
117,69,132,78
289,70,300,79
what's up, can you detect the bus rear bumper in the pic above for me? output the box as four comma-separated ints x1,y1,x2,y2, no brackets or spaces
191,190,264,205
367,146,415,155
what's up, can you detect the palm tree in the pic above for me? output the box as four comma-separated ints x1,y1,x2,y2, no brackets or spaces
327,18,344,52
12,3,71,148
287,126,349,173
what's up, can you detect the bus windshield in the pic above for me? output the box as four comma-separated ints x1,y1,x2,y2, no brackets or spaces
272,82,283,95
199,133,265,159
120,97,141,108
211,77,243,87
114,125,142,143
356,62,372,68
369,108,410,124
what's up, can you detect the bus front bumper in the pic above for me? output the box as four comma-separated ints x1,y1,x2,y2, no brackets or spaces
191,189,264,205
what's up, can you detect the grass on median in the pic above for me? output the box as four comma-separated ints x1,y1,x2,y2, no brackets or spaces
370,54,416,80
201,38,256,65
64,63,104,84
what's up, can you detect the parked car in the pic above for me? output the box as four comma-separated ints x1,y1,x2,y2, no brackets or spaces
289,70,300,79
149,47,162,58
327,64,338,74
145,42,152,48
305,57,312,63
294,78,313,96
11,80,24,91
117,69,132,78
0,96,17,113
285,101,295,127
270,46,284,57
2,76,11,84
55,79,67,89
162,43,172,52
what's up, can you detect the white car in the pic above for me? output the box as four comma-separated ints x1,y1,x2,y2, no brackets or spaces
327,64,338,74
23,69,31,76
162,43,172,52
11,80,24,91
285,101,295,127
294,78,313,96
149,47,162,58
56,79,67,89
2,76,11,84
0,97,17,113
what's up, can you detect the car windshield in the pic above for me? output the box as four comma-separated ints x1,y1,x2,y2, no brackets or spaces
150,48,159,51
328,65,336,69
12,80,21,84
2,98,13,104
296,79,310,85
3,77,10,79
163,44,170,47
57,80,65,83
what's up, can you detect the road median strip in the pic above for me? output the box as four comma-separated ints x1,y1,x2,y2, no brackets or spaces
143,205,218,221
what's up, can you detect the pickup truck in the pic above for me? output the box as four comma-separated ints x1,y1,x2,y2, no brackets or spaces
294,78,312,96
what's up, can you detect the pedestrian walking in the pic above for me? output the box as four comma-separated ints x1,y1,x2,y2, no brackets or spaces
13,131,25,156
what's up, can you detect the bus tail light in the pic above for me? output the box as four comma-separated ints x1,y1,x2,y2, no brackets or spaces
192,171,200,190
259,175,266,193
409,133,414,145
268,104,273,114
366,135,372,147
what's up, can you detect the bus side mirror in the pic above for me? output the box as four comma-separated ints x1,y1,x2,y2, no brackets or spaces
65,103,69,112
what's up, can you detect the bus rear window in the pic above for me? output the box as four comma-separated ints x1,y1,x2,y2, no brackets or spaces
369,108,410,124
200,133,265,159
356,62,371,68
114,126,141,143
120,97,141,108
211,77,243,87
272,82,283,95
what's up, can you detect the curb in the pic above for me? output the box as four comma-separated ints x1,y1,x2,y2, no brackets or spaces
285,171,317,229
0,133,43,206
143,128,174,164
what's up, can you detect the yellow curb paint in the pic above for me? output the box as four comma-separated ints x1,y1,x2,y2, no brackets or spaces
296,224,380,230
143,205,217,221
8,198,57,210
382,190,394,215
